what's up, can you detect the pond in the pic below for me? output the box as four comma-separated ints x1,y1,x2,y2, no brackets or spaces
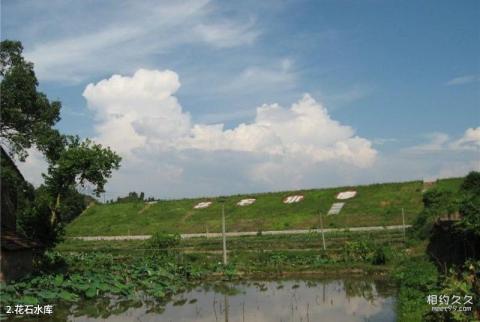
37,277,397,322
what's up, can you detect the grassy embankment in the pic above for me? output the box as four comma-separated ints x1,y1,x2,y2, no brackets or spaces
66,178,464,237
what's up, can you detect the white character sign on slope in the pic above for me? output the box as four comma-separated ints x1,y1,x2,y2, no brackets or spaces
283,195,304,204
194,201,212,209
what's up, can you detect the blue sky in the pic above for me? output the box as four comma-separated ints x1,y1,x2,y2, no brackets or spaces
2,0,479,199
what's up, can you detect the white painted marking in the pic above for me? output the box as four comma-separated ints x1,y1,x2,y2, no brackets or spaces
336,191,357,200
327,202,345,215
237,198,256,206
194,201,212,209
283,195,304,204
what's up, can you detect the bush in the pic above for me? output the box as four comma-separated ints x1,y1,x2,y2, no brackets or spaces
146,233,181,251
456,191,480,238
460,171,480,195
424,260,479,322
343,239,374,262
393,257,440,322
413,188,459,240
17,186,64,249
371,246,387,265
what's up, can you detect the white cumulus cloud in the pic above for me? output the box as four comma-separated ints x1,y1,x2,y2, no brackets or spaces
450,127,480,150
83,69,377,170
405,127,480,154
83,69,190,156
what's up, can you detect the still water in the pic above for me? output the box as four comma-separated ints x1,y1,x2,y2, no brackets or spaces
63,278,396,322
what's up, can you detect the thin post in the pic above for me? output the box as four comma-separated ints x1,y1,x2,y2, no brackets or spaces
319,211,326,250
224,293,229,322
323,284,326,303
222,204,227,265
402,208,406,244
344,211,348,232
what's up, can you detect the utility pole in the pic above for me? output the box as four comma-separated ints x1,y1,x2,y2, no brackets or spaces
222,203,227,265
402,208,406,244
319,211,326,250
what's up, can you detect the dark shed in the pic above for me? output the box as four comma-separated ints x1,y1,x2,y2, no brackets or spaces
1,147,39,282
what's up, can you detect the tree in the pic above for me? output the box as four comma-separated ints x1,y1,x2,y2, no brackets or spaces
43,136,121,227
59,190,96,223
456,171,480,237
413,188,458,239
116,191,145,203
461,171,480,195
0,40,62,161
1,40,122,248
17,185,98,248
14,135,121,249
17,186,60,248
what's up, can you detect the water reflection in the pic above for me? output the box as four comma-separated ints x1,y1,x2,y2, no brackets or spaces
59,278,395,322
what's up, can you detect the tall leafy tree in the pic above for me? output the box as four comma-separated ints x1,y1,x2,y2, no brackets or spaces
0,40,62,161
43,136,121,226
1,40,122,248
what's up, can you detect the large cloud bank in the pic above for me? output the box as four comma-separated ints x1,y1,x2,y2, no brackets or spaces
83,69,376,169
15,69,478,198
79,69,478,198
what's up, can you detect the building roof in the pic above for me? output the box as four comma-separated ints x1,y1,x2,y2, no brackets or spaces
1,230,40,251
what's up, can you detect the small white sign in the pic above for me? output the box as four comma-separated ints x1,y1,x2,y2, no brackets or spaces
283,195,304,204
194,201,212,209
336,191,357,200
237,198,256,206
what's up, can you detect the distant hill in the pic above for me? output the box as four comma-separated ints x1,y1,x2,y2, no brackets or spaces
66,177,463,236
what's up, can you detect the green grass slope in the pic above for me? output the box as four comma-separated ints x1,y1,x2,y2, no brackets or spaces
66,178,461,236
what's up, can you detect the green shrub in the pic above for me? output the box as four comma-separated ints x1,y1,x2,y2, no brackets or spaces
424,260,480,322
413,188,459,240
146,232,181,251
371,246,387,265
342,239,375,262
393,257,439,322
460,171,480,195
223,263,237,280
